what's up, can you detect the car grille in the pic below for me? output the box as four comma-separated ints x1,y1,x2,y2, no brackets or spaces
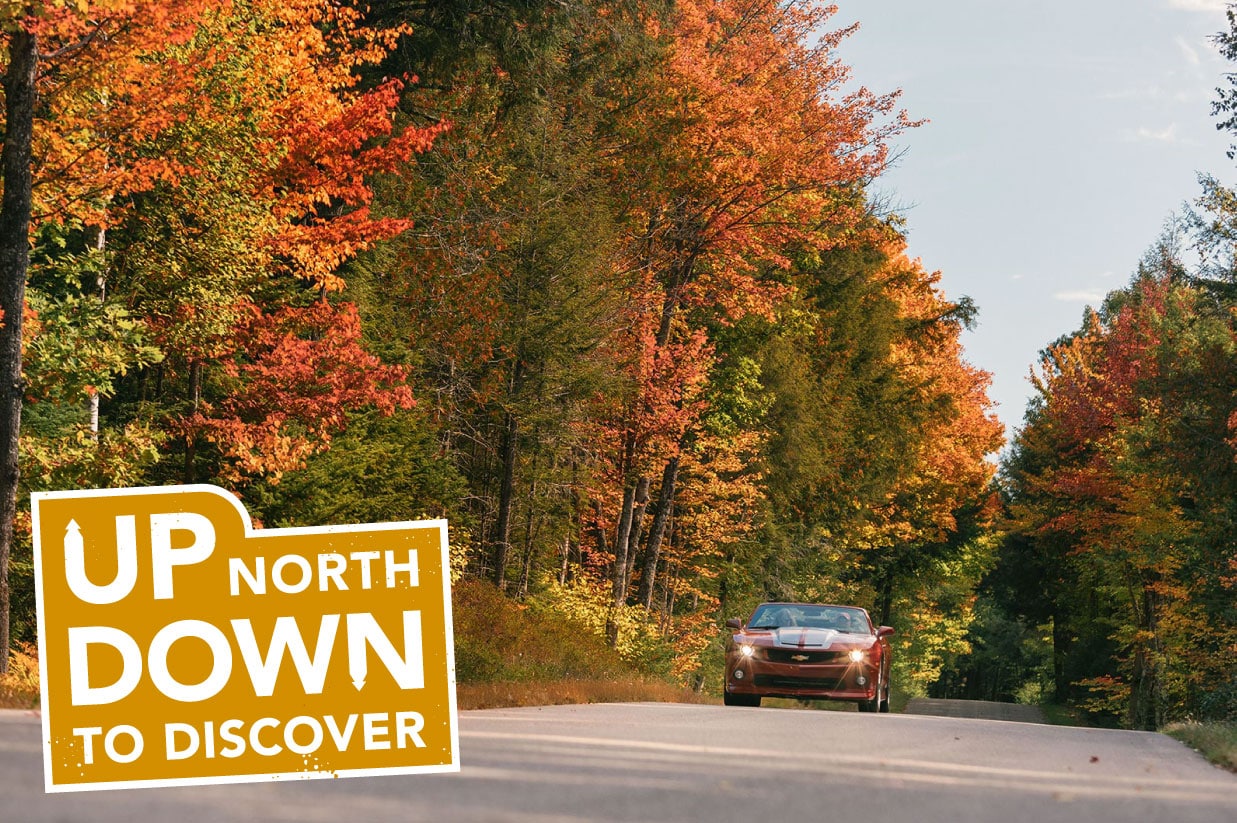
753,674,842,690
764,649,848,664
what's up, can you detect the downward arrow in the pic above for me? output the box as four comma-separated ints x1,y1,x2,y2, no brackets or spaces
345,611,424,692
350,638,367,691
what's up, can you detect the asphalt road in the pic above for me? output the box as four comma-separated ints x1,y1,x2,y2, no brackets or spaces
905,697,1048,723
3,701,1234,822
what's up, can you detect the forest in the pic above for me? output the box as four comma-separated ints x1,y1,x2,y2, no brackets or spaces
0,1,1231,732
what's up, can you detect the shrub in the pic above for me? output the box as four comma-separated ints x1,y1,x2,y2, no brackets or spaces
452,579,636,684
0,642,40,709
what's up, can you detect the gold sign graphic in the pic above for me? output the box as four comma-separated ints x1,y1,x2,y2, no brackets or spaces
33,485,458,792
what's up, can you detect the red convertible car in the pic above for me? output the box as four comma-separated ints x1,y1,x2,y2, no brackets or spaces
723,602,894,711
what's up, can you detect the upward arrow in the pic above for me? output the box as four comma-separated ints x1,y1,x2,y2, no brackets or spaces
64,520,83,555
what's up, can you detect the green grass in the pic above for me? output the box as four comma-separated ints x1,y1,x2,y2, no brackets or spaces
1163,721,1237,772
1039,701,1088,727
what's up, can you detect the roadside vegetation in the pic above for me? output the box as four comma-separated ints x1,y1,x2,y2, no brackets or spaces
922,6,1237,739
0,0,1231,743
452,579,712,709
0,643,37,709
1164,722,1237,773
0,1,1001,712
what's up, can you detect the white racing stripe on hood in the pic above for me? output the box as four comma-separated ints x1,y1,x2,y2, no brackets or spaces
774,627,837,647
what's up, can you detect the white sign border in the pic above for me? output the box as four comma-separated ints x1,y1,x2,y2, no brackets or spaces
32,483,459,793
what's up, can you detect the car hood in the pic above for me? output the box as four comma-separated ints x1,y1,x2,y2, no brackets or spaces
742,627,875,650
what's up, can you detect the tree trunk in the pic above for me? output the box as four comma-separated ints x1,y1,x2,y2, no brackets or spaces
491,409,518,590
0,26,39,674
876,568,895,627
611,483,635,606
87,226,106,440
183,359,203,483
1129,584,1160,731
621,475,650,598
1051,613,1069,703
636,456,679,609
517,460,538,599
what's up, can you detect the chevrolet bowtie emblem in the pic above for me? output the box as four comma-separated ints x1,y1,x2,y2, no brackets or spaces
791,654,809,661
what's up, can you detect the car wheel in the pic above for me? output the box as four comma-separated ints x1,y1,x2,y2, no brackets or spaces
879,675,891,713
725,690,760,707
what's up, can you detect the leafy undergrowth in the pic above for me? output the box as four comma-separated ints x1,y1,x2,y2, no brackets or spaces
888,684,912,713
0,642,39,710
452,579,705,709
1,579,704,713
1039,702,1089,727
1164,721,1237,773
454,578,633,683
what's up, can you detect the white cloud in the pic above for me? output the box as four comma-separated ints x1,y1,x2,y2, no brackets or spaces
1131,123,1181,143
1176,35,1202,66
1054,290,1108,303
1167,0,1230,12
1101,85,1206,104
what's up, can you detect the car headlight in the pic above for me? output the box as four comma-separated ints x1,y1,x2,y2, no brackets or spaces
848,649,867,663
740,644,755,657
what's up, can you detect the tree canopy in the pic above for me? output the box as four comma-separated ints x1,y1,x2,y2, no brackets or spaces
1,0,1003,695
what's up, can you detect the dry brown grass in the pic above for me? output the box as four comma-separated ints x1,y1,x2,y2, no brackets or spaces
0,635,709,713
457,678,717,710
0,642,40,710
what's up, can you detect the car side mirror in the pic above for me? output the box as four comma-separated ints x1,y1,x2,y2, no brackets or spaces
876,626,895,639
725,618,743,630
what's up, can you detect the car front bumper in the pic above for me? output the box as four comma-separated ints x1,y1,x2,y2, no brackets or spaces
725,656,878,702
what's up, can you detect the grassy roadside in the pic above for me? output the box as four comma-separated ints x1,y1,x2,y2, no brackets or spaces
1,580,704,713
1163,721,1237,773
1039,702,1088,727
452,579,714,709
1036,698,1236,774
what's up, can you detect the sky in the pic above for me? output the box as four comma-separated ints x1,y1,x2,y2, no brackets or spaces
833,0,1235,447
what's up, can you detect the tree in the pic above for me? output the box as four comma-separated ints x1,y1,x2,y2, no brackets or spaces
997,241,1236,726
592,0,913,615
1,0,441,669
0,0,226,673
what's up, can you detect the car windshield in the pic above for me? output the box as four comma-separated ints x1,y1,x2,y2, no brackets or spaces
747,604,873,635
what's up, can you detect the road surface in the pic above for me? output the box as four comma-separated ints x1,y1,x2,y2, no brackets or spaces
906,697,1048,723
2,702,1234,822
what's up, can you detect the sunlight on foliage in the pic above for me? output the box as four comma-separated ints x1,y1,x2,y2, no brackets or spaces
0,643,39,709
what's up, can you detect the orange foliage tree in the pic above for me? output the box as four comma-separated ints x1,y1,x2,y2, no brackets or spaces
861,245,1004,622
0,0,228,674
1006,254,1237,726
0,1,442,666
592,0,914,611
